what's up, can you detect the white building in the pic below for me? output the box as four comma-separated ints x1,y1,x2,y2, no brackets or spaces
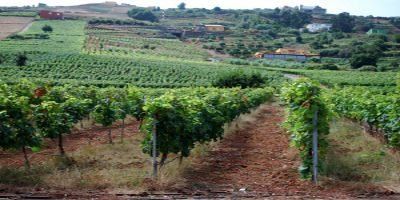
305,23,332,33
300,5,327,15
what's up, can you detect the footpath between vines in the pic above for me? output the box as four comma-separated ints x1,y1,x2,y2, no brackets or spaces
163,104,394,199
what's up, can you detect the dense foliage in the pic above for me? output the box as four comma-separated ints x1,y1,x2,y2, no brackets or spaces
141,87,274,165
331,12,355,33
268,8,312,28
212,70,266,88
281,78,329,179
0,80,275,168
127,8,159,23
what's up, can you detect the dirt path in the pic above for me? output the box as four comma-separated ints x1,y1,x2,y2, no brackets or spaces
165,104,397,199
20,21,33,33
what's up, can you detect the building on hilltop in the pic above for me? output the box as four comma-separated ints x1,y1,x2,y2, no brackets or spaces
104,1,118,6
305,23,332,33
300,5,327,15
204,25,225,32
366,28,387,35
39,10,64,20
257,48,320,62
194,24,225,33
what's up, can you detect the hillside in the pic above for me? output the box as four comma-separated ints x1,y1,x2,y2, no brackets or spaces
0,2,399,199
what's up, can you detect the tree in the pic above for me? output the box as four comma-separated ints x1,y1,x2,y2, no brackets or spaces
16,53,27,66
42,25,53,33
331,12,355,33
213,7,222,12
178,2,186,10
350,53,379,69
127,8,158,22
38,3,47,7
267,8,311,28
296,36,303,43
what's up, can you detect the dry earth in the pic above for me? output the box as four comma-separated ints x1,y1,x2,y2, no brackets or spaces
0,17,33,40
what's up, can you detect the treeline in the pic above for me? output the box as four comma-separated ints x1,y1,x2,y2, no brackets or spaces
88,18,151,26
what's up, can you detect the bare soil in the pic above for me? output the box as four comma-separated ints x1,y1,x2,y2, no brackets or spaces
0,17,33,40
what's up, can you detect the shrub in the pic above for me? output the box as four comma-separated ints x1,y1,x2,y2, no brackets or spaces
350,53,379,69
320,49,340,57
319,63,339,70
8,34,25,40
127,8,158,22
358,65,377,71
42,25,53,33
369,34,388,42
394,34,400,43
15,53,28,66
296,36,303,43
213,70,265,88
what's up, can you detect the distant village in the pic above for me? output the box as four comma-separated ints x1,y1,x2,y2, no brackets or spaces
32,2,393,62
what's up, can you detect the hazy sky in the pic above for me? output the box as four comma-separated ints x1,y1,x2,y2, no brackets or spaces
1,0,399,17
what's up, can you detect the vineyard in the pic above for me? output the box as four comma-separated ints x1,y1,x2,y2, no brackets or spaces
0,6,400,198
86,27,209,60
0,54,284,87
0,81,274,167
326,86,400,147
264,67,398,87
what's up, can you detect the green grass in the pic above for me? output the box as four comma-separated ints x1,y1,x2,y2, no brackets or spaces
0,20,86,53
324,118,400,184
0,11,37,17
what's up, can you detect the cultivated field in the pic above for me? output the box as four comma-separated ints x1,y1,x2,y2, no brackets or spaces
0,3,399,199
0,17,33,40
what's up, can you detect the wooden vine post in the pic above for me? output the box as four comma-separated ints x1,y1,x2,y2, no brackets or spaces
152,115,158,180
312,109,318,184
